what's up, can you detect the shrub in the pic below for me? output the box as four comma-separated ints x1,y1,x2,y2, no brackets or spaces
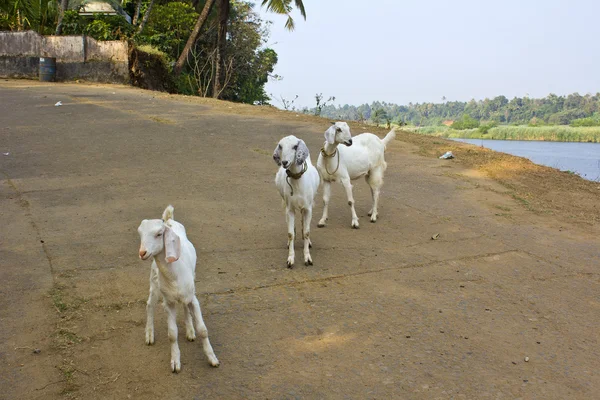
478,121,498,134
62,11,134,40
570,116,600,127
450,114,480,130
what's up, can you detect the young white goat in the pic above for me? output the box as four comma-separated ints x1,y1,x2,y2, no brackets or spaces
316,122,396,229
273,135,320,268
137,205,219,373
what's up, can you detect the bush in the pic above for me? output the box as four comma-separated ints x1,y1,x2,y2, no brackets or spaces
62,11,134,40
570,116,600,127
478,121,498,134
450,114,480,130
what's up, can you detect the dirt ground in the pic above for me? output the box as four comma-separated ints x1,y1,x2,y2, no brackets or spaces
1,80,599,400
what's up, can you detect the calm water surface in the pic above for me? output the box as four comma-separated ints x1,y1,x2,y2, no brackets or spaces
451,139,600,182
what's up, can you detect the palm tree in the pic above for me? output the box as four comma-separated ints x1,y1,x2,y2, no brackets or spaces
55,0,69,34
136,0,154,34
174,0,306,81
261,0,306,31
174,0,216,75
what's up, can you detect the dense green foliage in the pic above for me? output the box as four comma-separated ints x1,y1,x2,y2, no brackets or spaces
2,0,280,104
137,2,198,60
172,1,277,103
570,114,600,127
315,93,600,128
61,10,134,40
450,114,479,130
1,0,58,33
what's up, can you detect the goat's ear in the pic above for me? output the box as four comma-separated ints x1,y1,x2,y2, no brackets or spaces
295,139,309,165
164,226,181,263
324,126,336,144
273,143,282,166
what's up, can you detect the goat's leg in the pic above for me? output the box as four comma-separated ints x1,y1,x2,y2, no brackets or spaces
366,167,384,222
286,208,295,268
341,178,360,228
189,297,220,367
302,207,313,265
317,181,331,227
165,303,181,372
301,209,312,248
183,304,196,341
145,265,159,345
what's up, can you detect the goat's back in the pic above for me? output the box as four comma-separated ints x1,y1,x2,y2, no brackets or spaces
336,133,386,178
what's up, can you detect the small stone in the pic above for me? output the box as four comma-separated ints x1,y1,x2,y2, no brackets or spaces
33,348,41,354
524,357,529,362
405,335,411,338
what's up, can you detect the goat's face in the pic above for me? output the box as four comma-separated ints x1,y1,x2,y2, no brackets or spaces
325,122,352,146
273,135,309,169
137,219,166,260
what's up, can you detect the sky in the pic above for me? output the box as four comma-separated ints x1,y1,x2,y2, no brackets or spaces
256,0,600,109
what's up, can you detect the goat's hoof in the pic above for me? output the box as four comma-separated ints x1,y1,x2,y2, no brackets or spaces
317,222,326,228
305,259,313,266
186,333,196,342
370,217,377,223
351,222,360,229
145,332,155,345
287,260,294,268
171,360,181,373
368,210,373,216
208,356,220,367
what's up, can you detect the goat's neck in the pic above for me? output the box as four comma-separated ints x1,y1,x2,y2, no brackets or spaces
154,252,176,283
323,142,339,156
287,160,306,175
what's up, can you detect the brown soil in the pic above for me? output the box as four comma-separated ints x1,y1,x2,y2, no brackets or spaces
1,80,599,400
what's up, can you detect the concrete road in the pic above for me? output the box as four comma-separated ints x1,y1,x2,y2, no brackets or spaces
1,81,599,399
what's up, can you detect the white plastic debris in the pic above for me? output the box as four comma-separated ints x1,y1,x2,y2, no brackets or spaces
54,101,62,106
3,152,9,156
439,151,454,159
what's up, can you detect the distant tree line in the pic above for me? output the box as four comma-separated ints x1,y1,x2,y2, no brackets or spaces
312,92,600,127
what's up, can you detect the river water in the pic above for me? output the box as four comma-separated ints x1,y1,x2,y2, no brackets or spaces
451,139,600,182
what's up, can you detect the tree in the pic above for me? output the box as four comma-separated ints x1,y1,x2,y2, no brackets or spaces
55,0,69,34
175,0,305,78
212,0,230,97
174,0,216,75
261,0,306,31
137,0,155,34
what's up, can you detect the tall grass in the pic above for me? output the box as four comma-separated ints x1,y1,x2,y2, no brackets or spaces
405,125,600,142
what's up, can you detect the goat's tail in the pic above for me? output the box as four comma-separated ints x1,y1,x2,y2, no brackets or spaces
162,205,174,222
381,128,397,149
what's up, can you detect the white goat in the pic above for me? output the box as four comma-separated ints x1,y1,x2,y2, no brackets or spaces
316,122,396,229
273,135,320,268
137,205,219,373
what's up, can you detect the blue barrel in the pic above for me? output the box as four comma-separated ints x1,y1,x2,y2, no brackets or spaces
39,57,57,82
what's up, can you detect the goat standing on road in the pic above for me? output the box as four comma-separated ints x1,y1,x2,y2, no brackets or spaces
316,122,396,229
137,205,220,372
273,135,320,268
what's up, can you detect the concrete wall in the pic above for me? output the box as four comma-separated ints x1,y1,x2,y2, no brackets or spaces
0,31,129,83
0,31,42,56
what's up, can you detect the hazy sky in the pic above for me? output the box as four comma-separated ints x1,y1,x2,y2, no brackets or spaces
258,0,600,109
